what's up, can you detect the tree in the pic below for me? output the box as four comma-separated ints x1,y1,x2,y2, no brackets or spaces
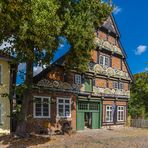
129,72,148,119
0,0,112,137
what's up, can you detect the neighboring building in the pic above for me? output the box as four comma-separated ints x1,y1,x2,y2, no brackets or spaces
29,15,133,132
0,51,16,133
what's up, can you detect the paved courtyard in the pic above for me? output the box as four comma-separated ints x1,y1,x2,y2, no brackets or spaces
0,127,148,148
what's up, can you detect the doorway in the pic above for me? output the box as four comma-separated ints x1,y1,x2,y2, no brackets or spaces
84,112,92,129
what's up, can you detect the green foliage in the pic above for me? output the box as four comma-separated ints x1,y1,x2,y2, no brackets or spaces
0,0,112,70
129,72,148,119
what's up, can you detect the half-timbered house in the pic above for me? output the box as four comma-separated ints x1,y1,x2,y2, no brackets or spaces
29,15,133,132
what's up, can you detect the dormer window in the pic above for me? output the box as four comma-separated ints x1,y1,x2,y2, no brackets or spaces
75,74,81,84
99,55,110,67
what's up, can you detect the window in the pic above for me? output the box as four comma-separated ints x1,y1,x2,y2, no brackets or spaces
33,96,50,118
99,55,110,67
117,106,124,121
78,102,88,110
75,74,81,84
0,65,2,84
119,82,124,90
113,81,118,89
113,82,124,90
106,105,113,122
57,98,71,118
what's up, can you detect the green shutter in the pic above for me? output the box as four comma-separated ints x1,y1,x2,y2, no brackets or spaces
76,112,84,130
84,78,92,92
92,112,99,129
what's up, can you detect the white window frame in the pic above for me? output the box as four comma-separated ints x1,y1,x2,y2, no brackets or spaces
57,97,71,118
106,105,113,122
33,96,50,118
0,65,3,84
74,74,81,84
117,106,124,122
99,55,110,67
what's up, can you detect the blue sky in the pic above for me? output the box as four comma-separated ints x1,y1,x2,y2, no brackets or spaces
16,1,148,84
112,0,148,74
53,0,148,74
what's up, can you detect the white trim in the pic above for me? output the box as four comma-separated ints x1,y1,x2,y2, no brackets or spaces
33,96,50,118
99,55,110,67
106,105,113,122
56,97,71,118
117,106,124,122
74,74,81,84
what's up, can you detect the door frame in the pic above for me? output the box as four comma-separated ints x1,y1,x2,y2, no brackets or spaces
76,98,102,130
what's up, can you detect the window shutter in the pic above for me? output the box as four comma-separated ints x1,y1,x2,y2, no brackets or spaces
113,82,115,89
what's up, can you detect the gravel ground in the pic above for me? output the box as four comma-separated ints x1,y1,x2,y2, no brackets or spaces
0,127,148,148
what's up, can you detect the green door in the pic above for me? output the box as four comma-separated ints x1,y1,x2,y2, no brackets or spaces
85,78,92,92
76,112,84,130
92,112,99,129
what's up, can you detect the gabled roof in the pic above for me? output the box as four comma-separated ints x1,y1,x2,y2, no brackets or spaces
34,14,134,82
101,14,120,38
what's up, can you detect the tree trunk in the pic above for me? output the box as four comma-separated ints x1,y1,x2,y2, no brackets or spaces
15,61,33,137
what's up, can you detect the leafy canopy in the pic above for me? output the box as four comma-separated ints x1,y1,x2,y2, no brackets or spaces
129,72,148,119
0,0,112,71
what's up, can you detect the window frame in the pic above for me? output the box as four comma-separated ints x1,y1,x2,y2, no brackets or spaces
119,82,124,90
74,74,81,85
117,106,124,122
99,55,110,67
57,97,71,118
33,96,51,118
106,105,113,122
113,81,119,89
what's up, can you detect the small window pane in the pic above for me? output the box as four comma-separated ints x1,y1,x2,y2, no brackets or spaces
43,103,49,116
58,99,63,103
65,100,70,103
65,105,70,116
35,98,42,116
78,102,88,110
89,103,98,110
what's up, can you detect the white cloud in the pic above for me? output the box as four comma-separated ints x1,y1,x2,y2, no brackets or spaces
113,6,122,15
135,45,147,55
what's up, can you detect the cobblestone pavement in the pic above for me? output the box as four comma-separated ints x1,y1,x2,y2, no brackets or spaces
0,127,148,148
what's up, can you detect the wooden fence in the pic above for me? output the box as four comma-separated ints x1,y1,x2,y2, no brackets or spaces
131,119,148,128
